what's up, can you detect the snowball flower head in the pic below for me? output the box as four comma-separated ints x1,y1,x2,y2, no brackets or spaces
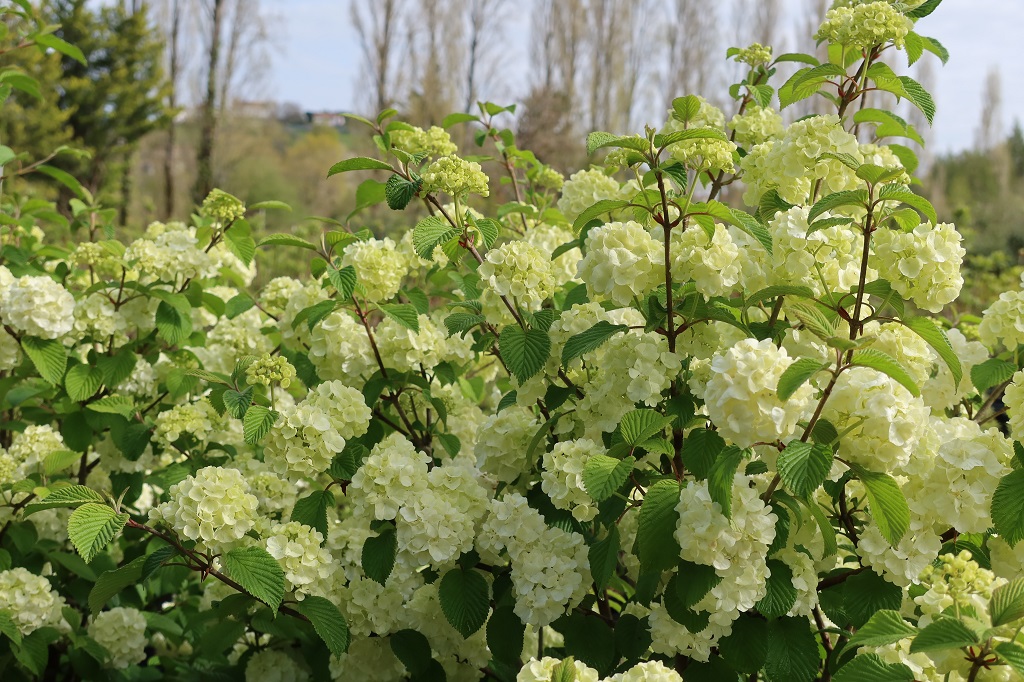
340,237,408,303
478,240,556,310
149,465,259,552
421,154,489,197
517,657,600,682
245,648,310,682
557,168,622,222
89,607,148,669
872,222,965,313
577,220,665,306
729,106,784,148
979,290,1024,351
816,2,912,49
390,124,458,157
0,274,75,339
265,521,336,595
0,567,67,636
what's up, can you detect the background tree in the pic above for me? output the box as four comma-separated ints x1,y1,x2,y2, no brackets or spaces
350,0,406,116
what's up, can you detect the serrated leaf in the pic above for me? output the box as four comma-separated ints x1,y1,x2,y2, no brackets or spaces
619,409,674,445
876,184,937,224
412,215,460,260
444,312,485,337
43,450,81,476
583,455,635,502
141,545,178,580
903,317,961,386
746,285,816,308
224,222,256,266
68,503,129,563
391,629,435,677
672,95,701,123
833,654,915,682
707,446,744,520
257,233,318,250
24,485,105,516
499,325,550,383
804,499,837,558
291,490,335,539
847,610,918,649
361,525,397,585
561,321,627,366
590,526,620,591
730,208,774,254
908,616,978,653
897,75,936,125
242,405,278,445
379,303,420,332
777,359,829,401
681,429,725,481
487,606,525,664
572,199,629,235
996,642,1024,676
777,441,833,499
88,556,145,614
296,595,349,656
993,470,1024,547
438,566,489,638
808,189,870,222
472,218,501,248
223,386,254,419
327,156,392,176
991,578,1024,626
385,173,421,210
637,479,681,573
718,615,769,674
765,616,820,682
850,464,910,546
155,300,193,346
223,546,286,611
0,610,21,646
971,358,1015,394
788,302,837,341
21,336,67,385
851,349,920,397
64,364,103,402
756,559,797,619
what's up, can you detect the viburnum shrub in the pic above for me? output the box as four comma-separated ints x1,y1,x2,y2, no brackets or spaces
6,0,1024,680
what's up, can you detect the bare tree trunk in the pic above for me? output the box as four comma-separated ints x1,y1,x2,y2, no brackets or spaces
163,0,182,219
351,0,404,115
193,0,224,206
120,146,134,226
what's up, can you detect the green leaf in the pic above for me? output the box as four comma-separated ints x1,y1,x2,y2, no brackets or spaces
223,386,254,419
897,76,936,125
21,336,67,385
903,317,961,386
907,0,942,18
348,178,388,219
391,629,437,678
412,215,460,260
0,610,22,646
996,642,1024,676
444,312,485,337
242,405,278,445
379,303,420,333
36,164,91,201
851,349,920,397
438,566,489,638
291,490,335,539
296,595,349,656
636,479,682,573
672,95,702,122
256,233,318,250
654,126,728,148
561,321,628,366
34,33,86,65
777,358,829,401
88,556,145,614
223,546,286,611
993,469,1024,547
971,358,1016,394
64,364,103,402
24,485,105,516
707,446,744,519
361,525,397,585
681,429,725,481
919,35,949,64
141,545,178,580
746,285,816,308
442,112,479,128
384,173,422,211
876,184,938,224
847,610,918,649
67,503,129,563
224,221,256,266
328,157,392,176
730,208,774,254
86,394,136,419
765,616,820,682
777,441,833,499
833,654,915,682
572,199,629,235
487,606,525,664
756,559,797,619
991,578,1024,626
908,616,978,653
499,325,550,383
155,300,193,346
718,615,769,674
583,455,635,502
850,464,910,546
471,218,501,248
758,189,796,223
589,527,620,591
808,189,870,222
619,409,674,445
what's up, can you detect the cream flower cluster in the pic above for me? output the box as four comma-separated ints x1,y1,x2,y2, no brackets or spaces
259,276,304,317
669,223,742,297
124,222,215,283
198,307,274,374
245,649,310,682
815,1,913,49
349,433,430,520
421,154,489,197
232,456,297,518
72,292,130,345
821,366,929,471
728,106,784,148
264,381,371,478
374,314,450,372
979,289,1024,351
517,657,600,682
277,279,331,348
556,169,623,222
735,43,773,66
478,493,591,626
607,660,683,682
0,272,75,339
872,223,965,313
246,353,297,388
7,424,66,477
265,521,336,595
328,636,407,682
153,399,218,445
0,567,68,636
69,240,123,280
867,321,935,387
340,237,407,303
701,338,814,448
857,515,940,587
478,240,556,310
668,134,737,173
201,188,246,225
767,206,868,294
0,325,19,371
149,465,259,551
391,124,458,158
524,222,580,287
578,221,665,306
89,607,148,669
922,328,987,411
475,406,541,483
308,310,376,383
1004,370,1024,441
541,438,602,522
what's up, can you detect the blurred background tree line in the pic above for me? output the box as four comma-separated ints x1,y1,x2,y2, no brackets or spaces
2,0,1022,299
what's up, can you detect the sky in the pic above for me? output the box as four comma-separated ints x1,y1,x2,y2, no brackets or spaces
270,0,1024,155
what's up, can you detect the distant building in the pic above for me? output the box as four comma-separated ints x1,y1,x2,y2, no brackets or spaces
305,111,350,132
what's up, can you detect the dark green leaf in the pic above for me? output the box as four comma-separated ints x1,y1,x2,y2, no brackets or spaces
327,157,393,176
438,566,489,638
500,325,550,383
561,321,628,366
362,525,397,585
777,441,833,499
296,595,349,656
223,546,286,611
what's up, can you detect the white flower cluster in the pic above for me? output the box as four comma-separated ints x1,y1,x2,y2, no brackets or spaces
374,314,453,372
7,424,65,477
979,289,1024,351
232,456,298,518
517,657,600,682
607,661,683,682
816,1,913,49
153,399,218,445
524,222,580,287
124,221,215,283
308,310,376,384
475,406,541,483
245,649,310,682
349,433,430,520
858,515,941,587
263,381,371,478
578,221,665,306
872,223,965,313
768,206,868,295
701,338,814,448
340,237,407,303
668,134,737,173
478,240,556,310
0,271,75,339
72,292,131,345
1004,369,1024,441
0,325,19,371
479,493,591,626
922,328,987,411
669,223,742,297
265,521,336,595
259,276,304,317
557,169,623,222
149,465,259,552
89,607,148,669
421,154,489,197
0,567,67,636
390,124,458,158
728,106,784,148
541,438,602,522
